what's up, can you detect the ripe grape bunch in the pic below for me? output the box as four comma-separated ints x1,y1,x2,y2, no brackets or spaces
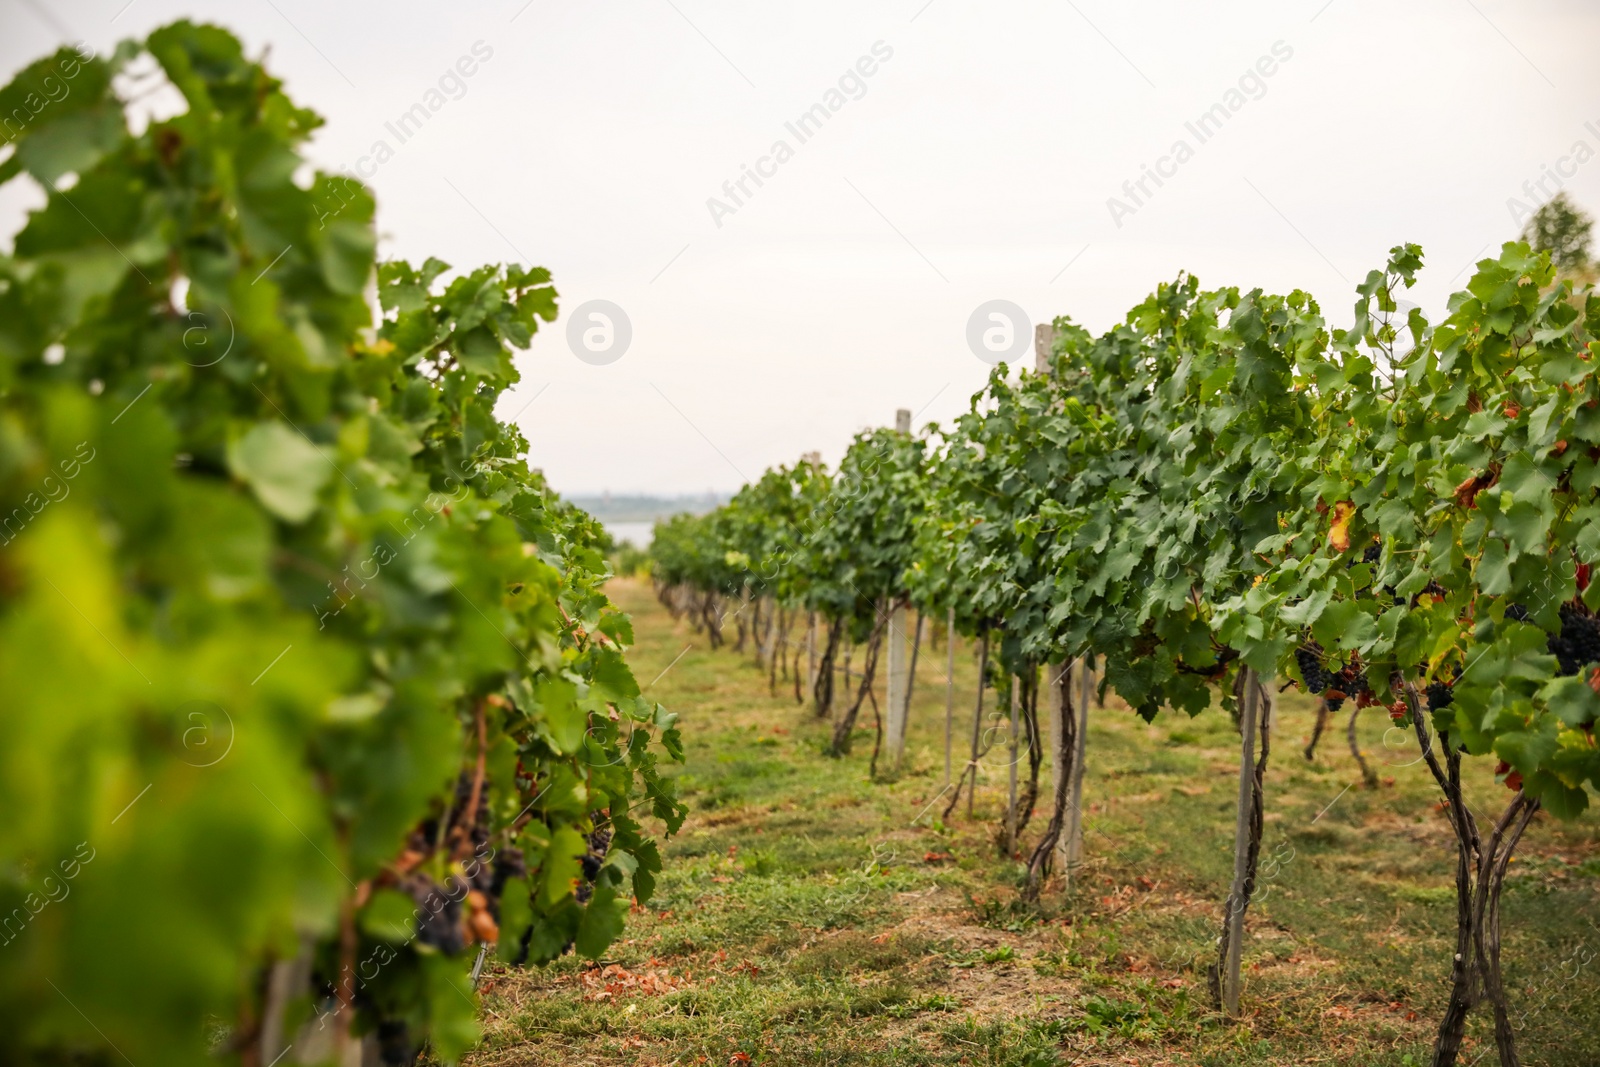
1549,605,1600,676
1295,646,1334,694
1295,645,1371,712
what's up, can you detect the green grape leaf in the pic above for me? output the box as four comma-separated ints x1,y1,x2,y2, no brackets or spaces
539,826,586,908
573,872,629,959
360,888,418,942
495,877,532,963
226,421,333,523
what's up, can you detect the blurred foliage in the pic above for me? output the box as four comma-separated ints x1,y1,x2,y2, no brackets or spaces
612,541,650,578
1520,191,1594,275
0,22,683,1067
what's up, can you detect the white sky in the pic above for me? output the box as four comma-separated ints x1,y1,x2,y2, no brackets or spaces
5,0,1600,495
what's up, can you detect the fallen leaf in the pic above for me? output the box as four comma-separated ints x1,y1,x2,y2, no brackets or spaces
576,962,692,1001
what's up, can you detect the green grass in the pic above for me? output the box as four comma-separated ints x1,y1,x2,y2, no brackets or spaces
460,580,1600,1066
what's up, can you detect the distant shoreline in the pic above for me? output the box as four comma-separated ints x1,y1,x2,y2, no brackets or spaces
566,493,728,525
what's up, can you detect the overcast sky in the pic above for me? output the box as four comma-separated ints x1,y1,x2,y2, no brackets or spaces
5,0,1600,495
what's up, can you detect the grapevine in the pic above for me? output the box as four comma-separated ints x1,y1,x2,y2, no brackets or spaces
0,25,684,1066
652,243,1600,1066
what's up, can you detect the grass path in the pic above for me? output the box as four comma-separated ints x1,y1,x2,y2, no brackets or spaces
462,579,1600,1066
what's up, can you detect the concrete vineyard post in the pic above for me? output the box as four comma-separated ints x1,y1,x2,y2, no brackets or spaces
806,611,817,702
886,603,908,767
903,611,923,768
885,408,913,770
1036,320,1088,885
1220,667,1272,1017
1066,656,1091,869
967,633,988,818
842,632,852,704
1045,660,1071,873
944,607,955,787
1006,675,1020,854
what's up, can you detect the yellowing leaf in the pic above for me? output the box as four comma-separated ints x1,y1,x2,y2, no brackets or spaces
1328,500,1355,553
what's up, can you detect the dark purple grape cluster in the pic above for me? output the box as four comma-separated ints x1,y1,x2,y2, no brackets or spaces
1549,605,1600,676
1333,665,1369,696
1505,603,1530,623
410,875,466,954
587,827,612,867
1296,646,1333,693
576,827,612,904
377,1019,422,1067
1349,543,1405,603
1425,681,1454,711
491,847,527,897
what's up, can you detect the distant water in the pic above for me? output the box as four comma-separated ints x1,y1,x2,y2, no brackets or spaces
605,520,655,547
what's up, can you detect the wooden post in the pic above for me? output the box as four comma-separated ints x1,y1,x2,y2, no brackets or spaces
944,607,955,787
1006,675,1020,855
1221,668,1263,1017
